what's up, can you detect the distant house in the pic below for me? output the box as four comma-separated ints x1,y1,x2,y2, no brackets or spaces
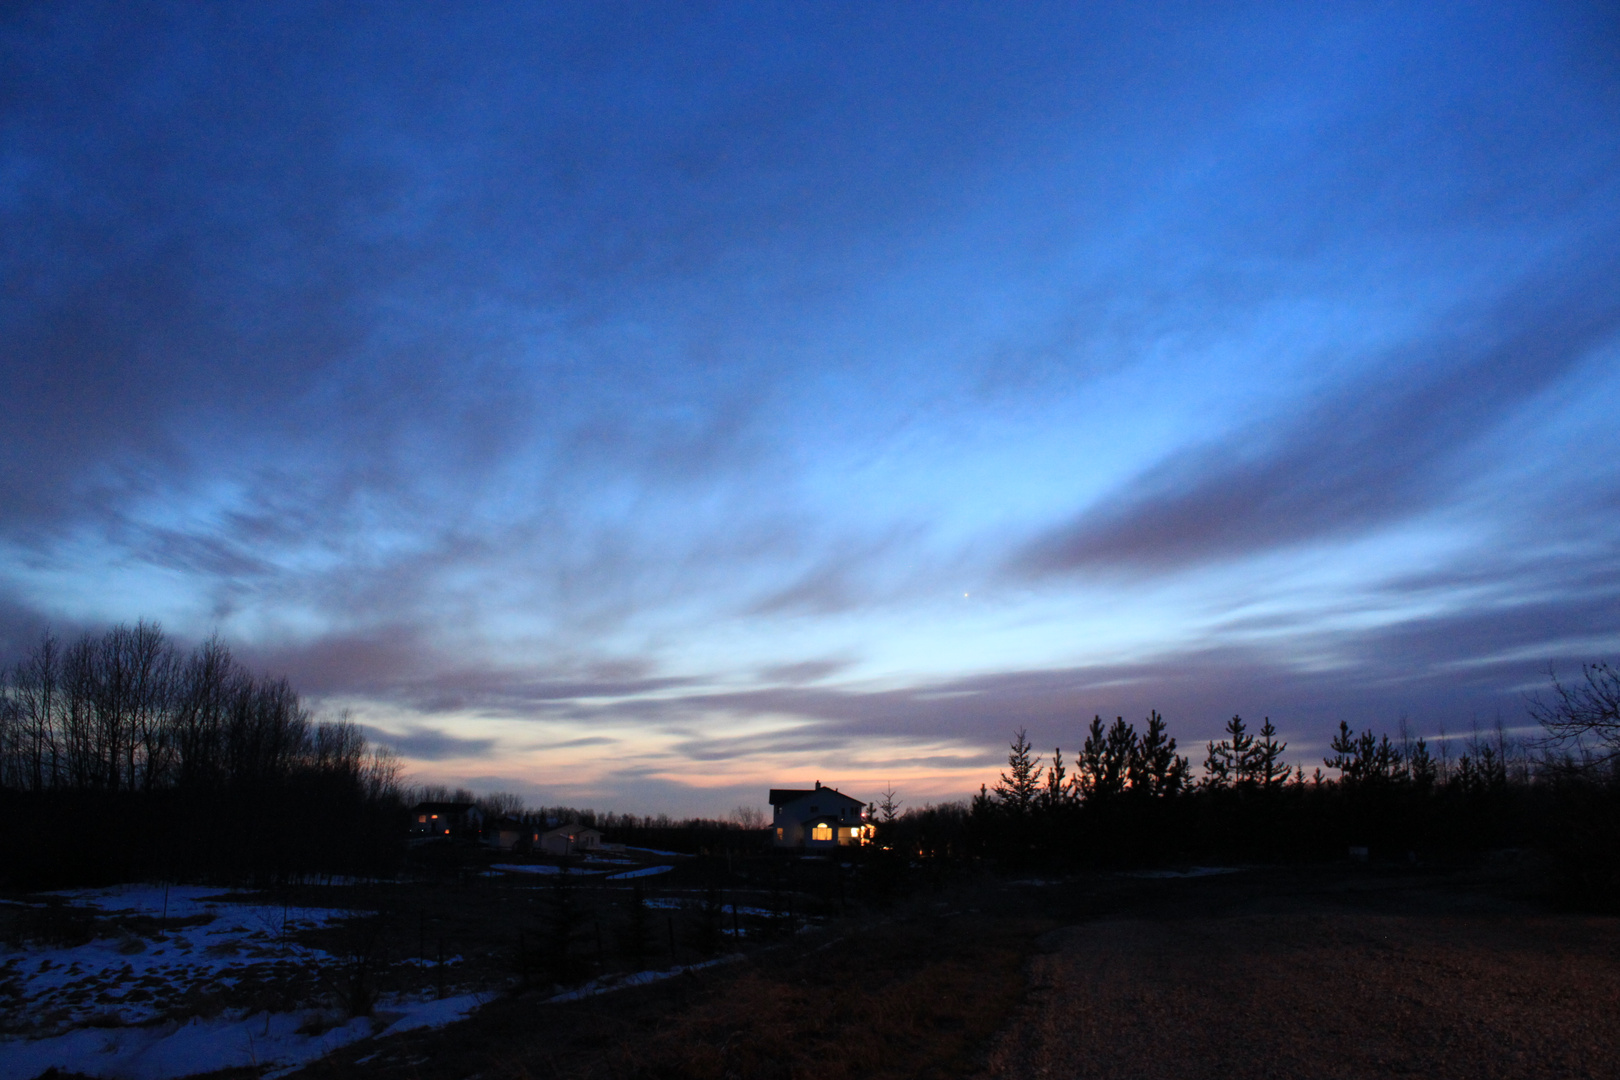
540,822,603,856
486,816,528,851
770,781,871,848
410,801,484,841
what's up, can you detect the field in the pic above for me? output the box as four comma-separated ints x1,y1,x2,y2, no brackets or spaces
3,854,1618,1079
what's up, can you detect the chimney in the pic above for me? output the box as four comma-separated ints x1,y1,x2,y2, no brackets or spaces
815,779,821,789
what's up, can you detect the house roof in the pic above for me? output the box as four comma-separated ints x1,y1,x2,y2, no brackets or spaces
414,802,479,814
769,786,864,808
541,823,602,838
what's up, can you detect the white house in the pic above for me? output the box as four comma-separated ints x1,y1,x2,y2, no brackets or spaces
769,781,871,848
539,822,603,856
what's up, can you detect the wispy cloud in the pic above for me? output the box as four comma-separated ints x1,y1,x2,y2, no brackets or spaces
1014,251,1620,577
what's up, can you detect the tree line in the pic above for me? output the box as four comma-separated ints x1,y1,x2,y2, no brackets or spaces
870,674,1620,910
0,623,404,888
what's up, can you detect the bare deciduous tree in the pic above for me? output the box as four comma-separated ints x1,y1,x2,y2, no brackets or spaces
1532,662,1620,767
730,804,766,829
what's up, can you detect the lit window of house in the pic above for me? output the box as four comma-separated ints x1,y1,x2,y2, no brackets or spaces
812,823,833,841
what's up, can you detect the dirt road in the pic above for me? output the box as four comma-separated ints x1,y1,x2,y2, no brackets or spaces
979,869,1620,1079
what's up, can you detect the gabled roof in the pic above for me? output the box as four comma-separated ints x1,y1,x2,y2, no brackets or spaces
769,785,864,808
542,823,602,837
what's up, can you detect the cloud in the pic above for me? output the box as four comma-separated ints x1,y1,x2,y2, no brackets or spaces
365,726,495,762
1013,251,1620,577
759,659,855,684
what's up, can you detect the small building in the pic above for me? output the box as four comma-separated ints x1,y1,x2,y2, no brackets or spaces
770,781,871,848
486,816,528,851
410,801,484,841
539,822,603,856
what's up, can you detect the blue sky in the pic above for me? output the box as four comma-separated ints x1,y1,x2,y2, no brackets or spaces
4,2,1619,813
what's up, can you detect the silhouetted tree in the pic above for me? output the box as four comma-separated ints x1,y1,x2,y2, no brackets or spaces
1531,662,1620,768
1132,711,1190,797
1253,718,1290,790
1036,751,1075,809
878,783,902,825
1204,716,1254,788
1075,717,1136,802
1409,738,1437,790
994,729,1043,817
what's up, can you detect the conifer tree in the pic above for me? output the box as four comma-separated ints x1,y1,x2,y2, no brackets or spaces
1409,738,1437,790
1325,720,1360,783
878,783,902,824
1102,717,1137,796
1253,717,1290,789
1042,747,1075,811
1203,736,1234,788
1073,715,1109,800
1204,716,1254,788
994,729,1043,816
1227,716,1258,786
1133,710,1190,796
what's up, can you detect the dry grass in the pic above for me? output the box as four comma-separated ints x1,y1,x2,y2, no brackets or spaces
978,883,1620,1079
290,888,1052,1080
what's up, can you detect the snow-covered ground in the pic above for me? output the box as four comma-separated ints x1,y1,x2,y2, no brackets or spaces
0,991,484,1080
1127,866,1243,879
3,885,349,1034
606,865,673,880
542,954,743,1004
0,885,483,1080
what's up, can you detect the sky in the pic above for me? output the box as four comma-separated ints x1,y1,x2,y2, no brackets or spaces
3,2,1619,816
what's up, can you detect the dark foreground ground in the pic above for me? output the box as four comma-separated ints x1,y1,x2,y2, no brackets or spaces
24,857,1620,1080
274,859,1620,1080
978,863,1620,1080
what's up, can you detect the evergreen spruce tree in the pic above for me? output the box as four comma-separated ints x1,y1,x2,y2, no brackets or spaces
1203,736,1234,788
1253,717,1290,789
994,729,1043,817
1225,716,1258,786
1101,718,1137,797
1073,715,1109,801
878,784,902,825
1133,710,1190,796
1043,747,1074,811
1325,720,1361,783
1409,738,1437,790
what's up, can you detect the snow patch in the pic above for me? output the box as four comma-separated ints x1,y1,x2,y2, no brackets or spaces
0,994,485,1080
1127,866,1243,879
543,956,742,1004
